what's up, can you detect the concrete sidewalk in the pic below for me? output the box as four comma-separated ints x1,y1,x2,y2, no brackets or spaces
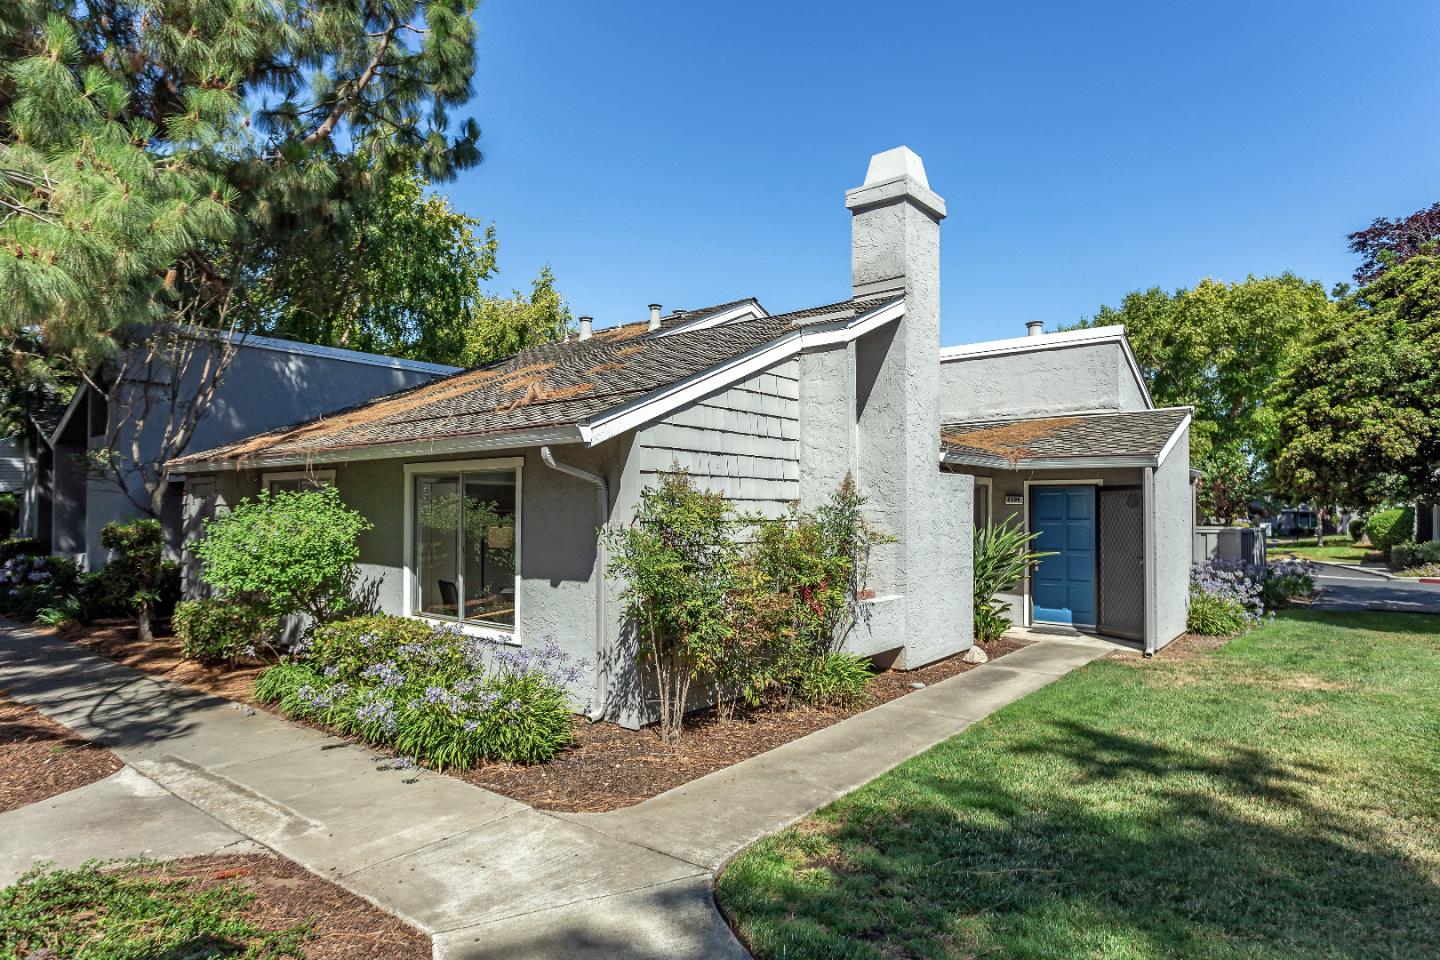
0,624,1109,959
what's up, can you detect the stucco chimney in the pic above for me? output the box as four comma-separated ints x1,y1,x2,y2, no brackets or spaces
648,304,662,331
578,316,593,341
1026,320,1044,337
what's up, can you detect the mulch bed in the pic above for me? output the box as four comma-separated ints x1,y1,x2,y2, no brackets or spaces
54,618,266,704
50,617,1029,814
460,636,1030,813
89,855,428,959
0,694,123,813
1108,632,1231,661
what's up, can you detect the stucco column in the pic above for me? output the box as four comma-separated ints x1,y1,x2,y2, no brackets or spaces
846,147,971,665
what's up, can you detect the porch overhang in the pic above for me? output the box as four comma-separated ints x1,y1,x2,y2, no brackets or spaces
940,407,1192,473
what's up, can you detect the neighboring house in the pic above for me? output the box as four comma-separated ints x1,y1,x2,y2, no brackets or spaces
1417,500,1438,543
169,147,1192,727
24,335,456,571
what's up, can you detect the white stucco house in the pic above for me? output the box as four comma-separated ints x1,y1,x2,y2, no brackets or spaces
167,147,1193,726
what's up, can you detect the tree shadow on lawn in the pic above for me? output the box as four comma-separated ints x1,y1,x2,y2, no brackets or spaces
725,720,1440,959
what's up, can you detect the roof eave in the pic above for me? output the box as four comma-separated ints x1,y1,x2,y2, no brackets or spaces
169,424,585,474
942,451,1160,471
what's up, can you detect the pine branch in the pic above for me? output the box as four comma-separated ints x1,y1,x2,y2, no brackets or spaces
302,18,398,148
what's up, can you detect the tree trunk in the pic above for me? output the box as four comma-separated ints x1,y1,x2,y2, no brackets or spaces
1315,507,1327,548
137,603,154,644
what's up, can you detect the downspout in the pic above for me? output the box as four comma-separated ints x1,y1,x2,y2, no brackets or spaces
540,446,610,719
1143,466,1158,657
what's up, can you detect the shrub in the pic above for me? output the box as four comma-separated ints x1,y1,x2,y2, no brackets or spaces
0,537,42,564
1348,516,1367,541
1366,507,1415,554
193,485,373,628
96,519,181,641
794,652,872,708
1187,589,1252,636
1390,540,1440,571
254,615,580,767
173,598,270,664
0,554,78,620
603,469,743,743
973,518,1054,643
1262,558,1319,607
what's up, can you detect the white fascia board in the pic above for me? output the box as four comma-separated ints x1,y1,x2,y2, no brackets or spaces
1154,410,1193,468
581,298,904,446
654,301,768,338
169,425,583,474
939,324,1155,411
942,452,1159,471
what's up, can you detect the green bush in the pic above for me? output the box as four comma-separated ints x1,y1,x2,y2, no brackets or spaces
0,537,42,564
1348,516,1367,541
0,553,78,620
1390,540,1440,571
193,486,373,627
973,518,1054,642
173,598,270,664
1186,588,1252,636
794,652,872,708
96,519,181,641
1366,507,1415,554
0,859,308,957
254,615,578,768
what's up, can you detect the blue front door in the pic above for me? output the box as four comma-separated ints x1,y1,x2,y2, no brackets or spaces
1031,486,1097,627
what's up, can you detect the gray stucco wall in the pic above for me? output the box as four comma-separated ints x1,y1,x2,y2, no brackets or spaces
75,339,447,569
939,341,1149,421
632,362,800,517
1151,426,1192,649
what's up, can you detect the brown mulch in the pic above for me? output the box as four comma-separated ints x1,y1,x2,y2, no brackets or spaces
113,855,429,959
50,617,1029,814
0,694,123,812
54,618,265,703
1107,632,1231,661
460,636,1031,813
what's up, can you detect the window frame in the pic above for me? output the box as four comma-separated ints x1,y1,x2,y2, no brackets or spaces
261,469,336,493
402,457,523,643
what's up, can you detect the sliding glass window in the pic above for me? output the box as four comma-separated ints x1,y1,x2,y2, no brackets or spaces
412,466,519,629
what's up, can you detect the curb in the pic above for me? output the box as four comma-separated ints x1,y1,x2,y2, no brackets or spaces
1308,559,1396,580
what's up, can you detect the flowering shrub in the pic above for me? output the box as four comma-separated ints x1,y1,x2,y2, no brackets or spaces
1187,558,1319,635
1263,558,1319,607
0,554,78,620
254,615,580,768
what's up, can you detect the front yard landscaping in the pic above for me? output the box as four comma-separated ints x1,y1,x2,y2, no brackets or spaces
716,610,1440,959
1266,542,1382,565
1,855,429,959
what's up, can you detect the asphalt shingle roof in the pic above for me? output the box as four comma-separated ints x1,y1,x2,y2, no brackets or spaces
174,298,873,467
941,408,1190,466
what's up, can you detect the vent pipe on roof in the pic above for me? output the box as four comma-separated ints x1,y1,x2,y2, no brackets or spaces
1026,320,1044,337
578,316,593,341
648,303,662,331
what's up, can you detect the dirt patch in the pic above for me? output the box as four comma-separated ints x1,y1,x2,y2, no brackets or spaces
460,637,1030,812
1109,632,1232,662
57,619,264,703
128,855,428,959
0,694,123,812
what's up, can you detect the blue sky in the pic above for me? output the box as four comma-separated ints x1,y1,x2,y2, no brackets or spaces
447,0,1440,345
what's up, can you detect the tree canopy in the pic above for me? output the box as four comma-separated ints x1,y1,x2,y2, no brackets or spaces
1075,274,1334,521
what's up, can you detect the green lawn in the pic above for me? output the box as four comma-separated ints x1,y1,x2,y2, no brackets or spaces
716,612,1440,959
1266,543,1382,565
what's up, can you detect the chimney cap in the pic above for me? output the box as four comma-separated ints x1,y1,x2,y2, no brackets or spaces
578,315,593,341
862,146,930,188
1026,320,1045,337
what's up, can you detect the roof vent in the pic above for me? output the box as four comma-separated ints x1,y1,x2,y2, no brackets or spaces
648,304,662,331
578,316,593,341
1026,320,1044,337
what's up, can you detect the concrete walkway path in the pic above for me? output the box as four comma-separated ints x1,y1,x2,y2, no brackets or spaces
0,624,1109,959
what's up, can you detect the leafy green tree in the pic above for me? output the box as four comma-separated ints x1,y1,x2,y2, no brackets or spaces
1,0,482,515
455,265,573,367
1273,247,1440,519
1075,274,1334,521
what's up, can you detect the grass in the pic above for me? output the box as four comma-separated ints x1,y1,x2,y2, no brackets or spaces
0,859,308,959
716,612,1440,959
1266,542,1382,565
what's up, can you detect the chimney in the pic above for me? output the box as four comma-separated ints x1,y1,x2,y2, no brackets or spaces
648,304,662,331
1026,320,1044,337
578,316,593,341
846,146,946,302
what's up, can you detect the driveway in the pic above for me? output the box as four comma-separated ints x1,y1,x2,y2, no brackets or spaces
1312,565,1440,614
